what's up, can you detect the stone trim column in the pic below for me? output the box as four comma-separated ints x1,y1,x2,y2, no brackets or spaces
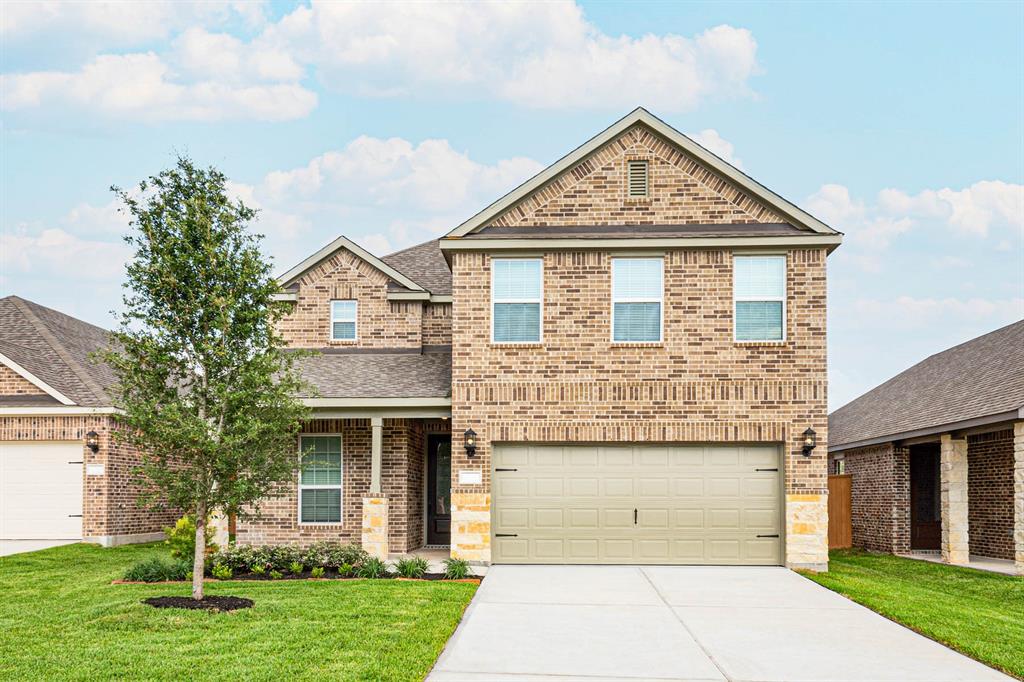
785,493,828,571
370,416,383,495
1014,422,1023,575
361,497,389,559
940,434,970,565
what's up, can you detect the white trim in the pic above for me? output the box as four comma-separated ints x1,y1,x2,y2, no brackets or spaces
302,397,451,408
0,406,116,416
276,235,426,292
298,433,344,526
491,257,544,345
387,291,430,301
330,300,358,342
271,292,297,302
611,257,664,343
441,234,843,252
429,295,453,304
732,254,787,343
444,107,840,238
0,352,75,405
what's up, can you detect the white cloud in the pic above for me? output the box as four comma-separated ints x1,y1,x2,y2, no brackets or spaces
0,227,130,281
689,129,743,169
878,181,1023,237
852,296,1024,330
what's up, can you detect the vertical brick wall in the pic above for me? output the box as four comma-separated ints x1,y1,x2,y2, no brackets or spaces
967,429,1014,560
423,303,452,346
0,366,45,395
840,443,910,553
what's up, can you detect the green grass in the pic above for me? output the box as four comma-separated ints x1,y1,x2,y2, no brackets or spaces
803,550,1023,679
0,543,477,681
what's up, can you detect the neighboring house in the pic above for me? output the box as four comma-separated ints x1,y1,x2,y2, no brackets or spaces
237,108,843,570
0,296,177,554
829,320,1024,575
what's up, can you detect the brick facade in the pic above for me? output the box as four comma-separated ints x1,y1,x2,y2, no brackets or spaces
0,365,45,395
423,303,453,346
837,443,910,553
968,429,1014,560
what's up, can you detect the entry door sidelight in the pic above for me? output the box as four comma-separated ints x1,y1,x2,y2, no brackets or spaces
427,435,452,545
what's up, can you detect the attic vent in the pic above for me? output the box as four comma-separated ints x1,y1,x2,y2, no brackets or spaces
628,160,649,197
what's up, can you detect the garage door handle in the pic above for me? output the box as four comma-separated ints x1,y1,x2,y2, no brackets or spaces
68,461,83,464
495,468,518,472
68,514,83,518
756,534,779,538
755,468,778,472
495,533,518,538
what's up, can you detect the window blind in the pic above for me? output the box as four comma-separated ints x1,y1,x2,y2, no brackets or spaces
493,259,542,343
612,258,662,342
734,256,785,341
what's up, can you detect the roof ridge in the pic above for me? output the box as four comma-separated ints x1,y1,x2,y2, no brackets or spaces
10,296,108,404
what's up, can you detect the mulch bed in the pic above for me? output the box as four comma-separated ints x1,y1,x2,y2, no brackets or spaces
143,596,254,612
117,572,481,585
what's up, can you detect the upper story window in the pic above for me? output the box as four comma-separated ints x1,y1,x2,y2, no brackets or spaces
733,255,786,341
492,258,542,343
330,300,357,341
612,258,663,342
299,435,343,524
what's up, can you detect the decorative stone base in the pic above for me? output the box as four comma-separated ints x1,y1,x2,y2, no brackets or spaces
785,494,828,570
361,497,389,559
940,435,970,565
451,492,491,563
1014,422,1023,575
210,509,230,548
85,531,166,548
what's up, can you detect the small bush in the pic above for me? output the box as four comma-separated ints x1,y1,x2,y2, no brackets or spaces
164,515,217,560
123,556,191,582
442,558,471,580
310,566,325,578
357,557,391,579
250,564,266,576
268,570,284,580
289,561,304,575
337,562,354,578
302,542,369,571
395,556,429,579
211,563,232,580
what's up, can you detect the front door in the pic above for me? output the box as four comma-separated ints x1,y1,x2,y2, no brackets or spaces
427,435,452,546
910,447,941,550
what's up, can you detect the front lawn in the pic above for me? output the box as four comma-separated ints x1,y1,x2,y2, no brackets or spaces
0,543,477,681
804,550,1023,679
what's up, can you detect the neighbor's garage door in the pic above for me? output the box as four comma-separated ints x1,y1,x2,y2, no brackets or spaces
492,444,781,565
0,442,83,541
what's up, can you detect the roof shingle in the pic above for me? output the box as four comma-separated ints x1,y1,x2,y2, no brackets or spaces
294,351,451,399
381,239,452,296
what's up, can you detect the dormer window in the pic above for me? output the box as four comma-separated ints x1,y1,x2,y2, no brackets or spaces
330,300,357,341
628,160,649,197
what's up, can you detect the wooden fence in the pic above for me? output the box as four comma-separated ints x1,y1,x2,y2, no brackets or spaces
827,474,852,549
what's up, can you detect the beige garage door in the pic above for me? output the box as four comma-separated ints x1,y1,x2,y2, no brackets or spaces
0,442,83,541
492,444,782,565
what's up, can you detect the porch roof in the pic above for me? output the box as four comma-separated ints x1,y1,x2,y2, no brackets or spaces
294,349,451,400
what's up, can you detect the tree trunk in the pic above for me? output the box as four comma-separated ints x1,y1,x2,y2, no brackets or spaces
192,503,206,600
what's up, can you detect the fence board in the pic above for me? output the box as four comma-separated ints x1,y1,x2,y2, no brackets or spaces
828,474,852,549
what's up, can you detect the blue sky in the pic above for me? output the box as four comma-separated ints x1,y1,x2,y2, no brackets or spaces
2,0,1022,410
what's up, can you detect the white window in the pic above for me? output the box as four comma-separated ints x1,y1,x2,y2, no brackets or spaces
299,435,342,524
330,300,357,341
492,259,542,343
733,255,786,341
612,258,663,342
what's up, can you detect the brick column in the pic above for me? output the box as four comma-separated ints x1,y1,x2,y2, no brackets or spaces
940,434,970,565
361,497,389,559
1014,422,1024,575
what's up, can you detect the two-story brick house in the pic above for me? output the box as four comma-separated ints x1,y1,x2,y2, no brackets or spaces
235,108,842,570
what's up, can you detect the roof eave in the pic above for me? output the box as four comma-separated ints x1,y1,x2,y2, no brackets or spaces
440,234,843,253
829,406,1024,453
0,351,76,406
276,235,427,293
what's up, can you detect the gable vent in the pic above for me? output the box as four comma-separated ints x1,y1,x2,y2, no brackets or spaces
628,160,649,197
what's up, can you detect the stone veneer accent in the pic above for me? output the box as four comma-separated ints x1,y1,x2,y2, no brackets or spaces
940,434,970,565
1014,422,1024,574
967,430,1014,560
833,443,910,553
450,493,490,563
361,497,389,559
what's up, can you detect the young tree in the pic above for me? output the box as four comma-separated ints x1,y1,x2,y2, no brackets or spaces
105,157,310,600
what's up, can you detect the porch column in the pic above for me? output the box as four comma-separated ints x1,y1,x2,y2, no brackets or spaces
362,416,388,559
940,434,970,565
1014,422,1024,575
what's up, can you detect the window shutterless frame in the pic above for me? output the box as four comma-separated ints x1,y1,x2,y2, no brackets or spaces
491,257,544,344
297,434,343,525
329,300,357,342
732,254,787,342
610,257,664,343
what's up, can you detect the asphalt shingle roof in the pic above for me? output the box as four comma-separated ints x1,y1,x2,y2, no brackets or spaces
0,295,115,406
294,351,451,399
381,239,452,296
829,319,1024,448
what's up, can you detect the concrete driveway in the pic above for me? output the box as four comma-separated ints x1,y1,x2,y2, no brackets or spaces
429,565,1011,682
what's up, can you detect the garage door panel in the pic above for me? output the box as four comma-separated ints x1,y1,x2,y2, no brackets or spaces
492,444,781,565
1,442,83,541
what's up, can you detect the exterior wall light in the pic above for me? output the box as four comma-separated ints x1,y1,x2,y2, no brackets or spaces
801,428,817,456
85,430,100,453
464,428,477,458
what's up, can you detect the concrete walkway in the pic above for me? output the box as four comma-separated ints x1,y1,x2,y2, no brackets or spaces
429,565,1012,682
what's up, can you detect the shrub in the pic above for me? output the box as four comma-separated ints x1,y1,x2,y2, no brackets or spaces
442,558,471,580
357,557,391,579
302,542,369,571
395,556,429,579
211,563,232,580
269,570,284,580
164,515,217,560
310,566,325,578
337,562,354,578
289,561,304,575
123,556,191,582
250,564,266,576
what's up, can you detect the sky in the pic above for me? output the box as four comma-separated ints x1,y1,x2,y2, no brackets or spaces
1,0,1022,411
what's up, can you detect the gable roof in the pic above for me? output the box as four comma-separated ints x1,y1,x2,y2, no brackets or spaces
444,107,840,239
829,319,1024,450
0,296,116,407
381,239,451,296
277,235,427,292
